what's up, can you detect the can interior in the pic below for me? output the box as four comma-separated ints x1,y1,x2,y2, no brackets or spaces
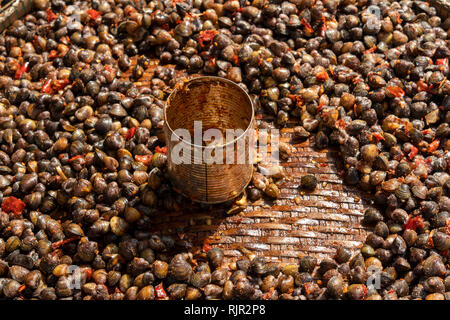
165,77,253,147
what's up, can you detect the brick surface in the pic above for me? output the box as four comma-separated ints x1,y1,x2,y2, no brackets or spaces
126,58,372,264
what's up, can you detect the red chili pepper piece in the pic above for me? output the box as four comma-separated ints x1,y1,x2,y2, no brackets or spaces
87,9,102,20
135,154,152,166
362,284,368,299
427,140,440,153
300,18,314,34
83,268,93,280
48,50,58,59
155,283,167,299
303,282,315,295
198,29,218,48
104,64,114,73
51,236,81,250
125,127,137,139
1,196,26,215
202,238,212,253
46,8,57,22
155,146,167,154
404,216,424,231
15,62,29,79
386,86,405,97
408,146,418,160
315,71,329,81
435,58,448,65
41,79,53,93
335,119,347,129
372,132,385,142
417,80,429,92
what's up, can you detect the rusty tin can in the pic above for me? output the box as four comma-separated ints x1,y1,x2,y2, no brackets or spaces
164,76,255,204
0,0,32,33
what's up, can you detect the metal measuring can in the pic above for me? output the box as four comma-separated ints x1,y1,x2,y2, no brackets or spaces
164,76,255,204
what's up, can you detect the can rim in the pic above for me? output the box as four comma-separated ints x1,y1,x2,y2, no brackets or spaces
164,76,255,150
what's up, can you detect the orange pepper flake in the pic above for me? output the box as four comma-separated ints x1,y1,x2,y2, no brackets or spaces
155,146,167,154
386,86,405,97
87,9,102,20
395,12,402,24
335,119,347,129
68,155,84,163
408,146,418,160
104,64,115,73
171,0,184,6
352,77,362,85
1,196,26,215
287,94,304,106
328,65,334,76
135,154,152,166
427,236,434,248
316,71,329,81
303,282,315,295
363,45,377,55
417,80,429,92
300,18,314,34
198,29,218,48
231,55,240,65
262,287,275,300
404,216,424,231
427,140,440,153
46,9,57,22
372,132,385,142
48,50,58,59
52,79,70,91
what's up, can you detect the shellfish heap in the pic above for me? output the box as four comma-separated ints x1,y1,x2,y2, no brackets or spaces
0,0,448,300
